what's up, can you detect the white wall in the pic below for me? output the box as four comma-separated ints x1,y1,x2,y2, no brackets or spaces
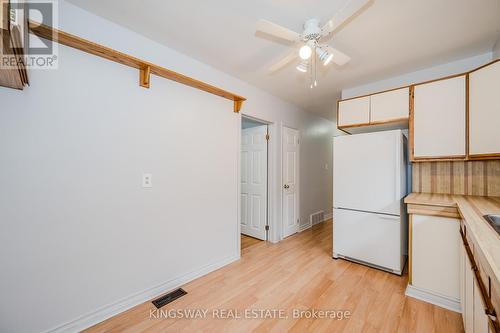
342,52,493,99
0,1,334,332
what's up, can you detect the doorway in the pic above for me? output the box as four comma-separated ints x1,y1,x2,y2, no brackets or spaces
240,116,269,249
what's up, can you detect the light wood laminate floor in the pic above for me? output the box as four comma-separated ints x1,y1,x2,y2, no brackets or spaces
85,220,463,333
241,234,263,250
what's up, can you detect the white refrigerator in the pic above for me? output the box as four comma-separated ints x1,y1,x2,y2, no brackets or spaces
333,129,408,275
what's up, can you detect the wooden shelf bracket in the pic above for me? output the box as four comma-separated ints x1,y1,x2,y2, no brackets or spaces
233,99,243,113
139,65,151,88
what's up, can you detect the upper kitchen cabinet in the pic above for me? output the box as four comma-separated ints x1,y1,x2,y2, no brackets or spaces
337,89,409,134
468,60,500,159
337,96,370,128
412,75,466,160
370,87,409,123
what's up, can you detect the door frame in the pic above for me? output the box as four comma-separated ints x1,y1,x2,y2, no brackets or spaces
237,114,277,255
280,124,300,240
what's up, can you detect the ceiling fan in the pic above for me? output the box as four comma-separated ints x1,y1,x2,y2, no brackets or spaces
256,0,371,88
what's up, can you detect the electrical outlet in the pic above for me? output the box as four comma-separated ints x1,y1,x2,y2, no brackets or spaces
324,163,329,170
142,173,152,188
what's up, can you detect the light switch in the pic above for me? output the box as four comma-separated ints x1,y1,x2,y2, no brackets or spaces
142,173,152,188
324,163,329,170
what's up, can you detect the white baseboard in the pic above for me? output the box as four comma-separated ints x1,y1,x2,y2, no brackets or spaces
299,221,312,232
44,254,240,333
324,212,333,220
405,284,461,313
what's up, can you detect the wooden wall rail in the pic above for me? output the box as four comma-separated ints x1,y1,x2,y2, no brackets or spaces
28,20,246,112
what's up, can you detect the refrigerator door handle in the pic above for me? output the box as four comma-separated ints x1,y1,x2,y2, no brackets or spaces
376,214,400,221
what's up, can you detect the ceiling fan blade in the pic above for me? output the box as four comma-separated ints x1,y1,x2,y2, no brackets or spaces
269,50,299,72
256,19,301,42
325,46,351,66
321,0,371,36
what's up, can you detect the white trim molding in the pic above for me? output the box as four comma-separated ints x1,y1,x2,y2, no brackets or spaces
405,284,461,313
44,254,240,333
299,221,312,232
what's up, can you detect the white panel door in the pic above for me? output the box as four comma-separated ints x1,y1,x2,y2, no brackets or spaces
338,96,370,127
333,208,402,272
333,130,402,215
282,126,299,238
241,125,267,240
469,60,500,155
413,75,466,158
411,215,460,299
370,87,409,122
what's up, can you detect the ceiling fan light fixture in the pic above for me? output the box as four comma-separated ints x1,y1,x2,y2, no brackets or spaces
299,45,312,60
296,61,308,73
323,53,334,66
317,47,334,66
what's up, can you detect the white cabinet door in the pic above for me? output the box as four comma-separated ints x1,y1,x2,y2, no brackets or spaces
469,60,500,156
411,215,460,299
370,87,409,122
413,75,466,158
473,279,490,333
338,96,370,127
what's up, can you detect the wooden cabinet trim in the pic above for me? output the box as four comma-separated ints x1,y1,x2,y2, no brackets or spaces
407,203,461,219
409,86,415,161
337,117,408,130
468,58,500,74
337,58,500,105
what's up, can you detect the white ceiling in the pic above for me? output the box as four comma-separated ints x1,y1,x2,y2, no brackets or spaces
66,0,500,120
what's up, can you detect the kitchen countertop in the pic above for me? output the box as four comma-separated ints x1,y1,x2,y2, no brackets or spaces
405,192,500,290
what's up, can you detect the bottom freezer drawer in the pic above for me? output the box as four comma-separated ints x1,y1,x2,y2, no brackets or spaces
333,208,402,272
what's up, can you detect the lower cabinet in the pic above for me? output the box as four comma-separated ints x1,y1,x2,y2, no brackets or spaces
410,215,495,333
459,229,492,333
411,214,460,300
